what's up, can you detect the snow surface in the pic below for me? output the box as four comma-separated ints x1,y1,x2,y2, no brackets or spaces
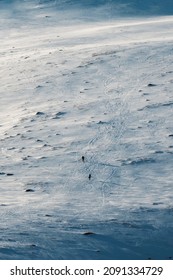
0,0,173,260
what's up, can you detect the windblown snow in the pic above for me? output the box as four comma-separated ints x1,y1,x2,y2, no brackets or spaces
0,0,173,260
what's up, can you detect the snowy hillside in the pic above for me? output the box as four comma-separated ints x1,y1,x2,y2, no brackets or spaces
0,0,173,259
1,0,173,22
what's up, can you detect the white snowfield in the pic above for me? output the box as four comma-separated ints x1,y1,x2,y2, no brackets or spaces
0,1,173,259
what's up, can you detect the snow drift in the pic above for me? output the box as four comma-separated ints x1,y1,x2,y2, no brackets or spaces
0,0,173,260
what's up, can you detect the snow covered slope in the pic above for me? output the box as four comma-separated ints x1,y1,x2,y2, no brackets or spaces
0,1,173,259
1,0,173,23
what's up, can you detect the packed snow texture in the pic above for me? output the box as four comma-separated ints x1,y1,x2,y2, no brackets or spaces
0,0,173,259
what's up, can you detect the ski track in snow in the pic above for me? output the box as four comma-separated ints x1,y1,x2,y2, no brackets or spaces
0,4,173,259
